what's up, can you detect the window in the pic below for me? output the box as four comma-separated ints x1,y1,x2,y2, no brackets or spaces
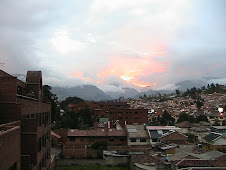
70,137,76,141
89,137,94,141
140,138,147,142
80,138,84,141
120,138,125,142
152,139,157,142
130,138,136,142
135,112,138,114
109,138,114,142
38,138,41,152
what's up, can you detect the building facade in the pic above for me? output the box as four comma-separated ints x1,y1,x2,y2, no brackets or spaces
0,121,21,170
0,70,51,170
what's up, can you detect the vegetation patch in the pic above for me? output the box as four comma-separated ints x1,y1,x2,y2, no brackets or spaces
54,165,131,170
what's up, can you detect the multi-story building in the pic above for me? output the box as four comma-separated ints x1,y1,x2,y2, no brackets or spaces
0,121,21,170
94,108,148,128
0,70,51,170
64,128,127,158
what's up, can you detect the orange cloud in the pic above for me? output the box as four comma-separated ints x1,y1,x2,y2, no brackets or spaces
97,51,167,87
72,71,92,82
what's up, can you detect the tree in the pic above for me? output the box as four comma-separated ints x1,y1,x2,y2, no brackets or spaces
201,86,206,91
196,100,203,110
91,141,107,150
60,96,85,110
60,107,94,129
196,115,208,123
207,84,210,89
222,120,226,126
43,85,58,122
211,83,216,89
160,110,175,125
177,112,195,123
176,90,180,96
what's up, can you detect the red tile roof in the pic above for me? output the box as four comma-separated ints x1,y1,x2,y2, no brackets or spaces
131,154,167,164
51,131,62,139
176,159,213,167
213,154,226,167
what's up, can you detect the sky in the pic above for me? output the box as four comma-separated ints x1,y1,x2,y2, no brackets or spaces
0,0,225,92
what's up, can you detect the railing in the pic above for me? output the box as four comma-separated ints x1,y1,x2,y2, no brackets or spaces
16,94,38,101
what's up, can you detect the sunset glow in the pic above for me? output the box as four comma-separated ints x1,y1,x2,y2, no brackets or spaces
120,75,133,81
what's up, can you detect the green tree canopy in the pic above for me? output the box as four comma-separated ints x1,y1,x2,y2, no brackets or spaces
160,110,175,125
196,115,209,123
177,112,195,123
60,96,85,110
43,85,58,122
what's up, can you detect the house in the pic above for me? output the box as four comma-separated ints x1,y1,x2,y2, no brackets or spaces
206,112,226,125
156,143,178,155
203,132,226,151
211,126,226,135
64,128,127,158
145,126,181,146
174,159,213,170
126,124,150,148
190,126,209,142
159,130,188,145
171,151,226,170
94,108,148,128
176,121,193,134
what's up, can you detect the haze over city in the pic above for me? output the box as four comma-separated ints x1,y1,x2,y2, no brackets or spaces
0,0,225,92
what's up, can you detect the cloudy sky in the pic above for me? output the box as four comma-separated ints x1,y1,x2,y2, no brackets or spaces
0,0,225,91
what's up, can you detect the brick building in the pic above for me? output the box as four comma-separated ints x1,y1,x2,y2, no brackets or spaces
0,121,21,170
0,70,51,170
64,128,127,158
94,108,148,128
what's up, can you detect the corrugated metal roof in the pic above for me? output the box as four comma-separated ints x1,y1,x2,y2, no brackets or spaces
126,124,148,138
203,132,221,142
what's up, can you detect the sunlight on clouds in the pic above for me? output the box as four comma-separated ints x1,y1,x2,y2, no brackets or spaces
49,27,85,55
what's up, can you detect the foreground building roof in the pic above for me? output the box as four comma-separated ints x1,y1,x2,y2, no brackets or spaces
67,128,126,137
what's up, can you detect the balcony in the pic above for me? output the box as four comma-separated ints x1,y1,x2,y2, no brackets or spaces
16,94,38,101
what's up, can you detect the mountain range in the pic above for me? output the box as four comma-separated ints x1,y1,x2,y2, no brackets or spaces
51,80,208,101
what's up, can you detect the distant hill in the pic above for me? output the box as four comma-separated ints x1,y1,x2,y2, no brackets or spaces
51,85,112,101
175,80,207,91
51,80,209,101
106,88,139,99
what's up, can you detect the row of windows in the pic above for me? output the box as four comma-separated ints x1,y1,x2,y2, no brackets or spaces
38,112,51,127
38,130,50,152
23,112,51,127
130,138,147,143
111,117,141,120
70,137,126,142
38,147,50,170
109,111,140,114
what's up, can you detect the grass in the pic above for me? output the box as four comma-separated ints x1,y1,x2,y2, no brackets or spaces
54,165,131,170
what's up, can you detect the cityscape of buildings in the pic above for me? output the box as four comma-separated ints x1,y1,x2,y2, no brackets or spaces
1,69,226,169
